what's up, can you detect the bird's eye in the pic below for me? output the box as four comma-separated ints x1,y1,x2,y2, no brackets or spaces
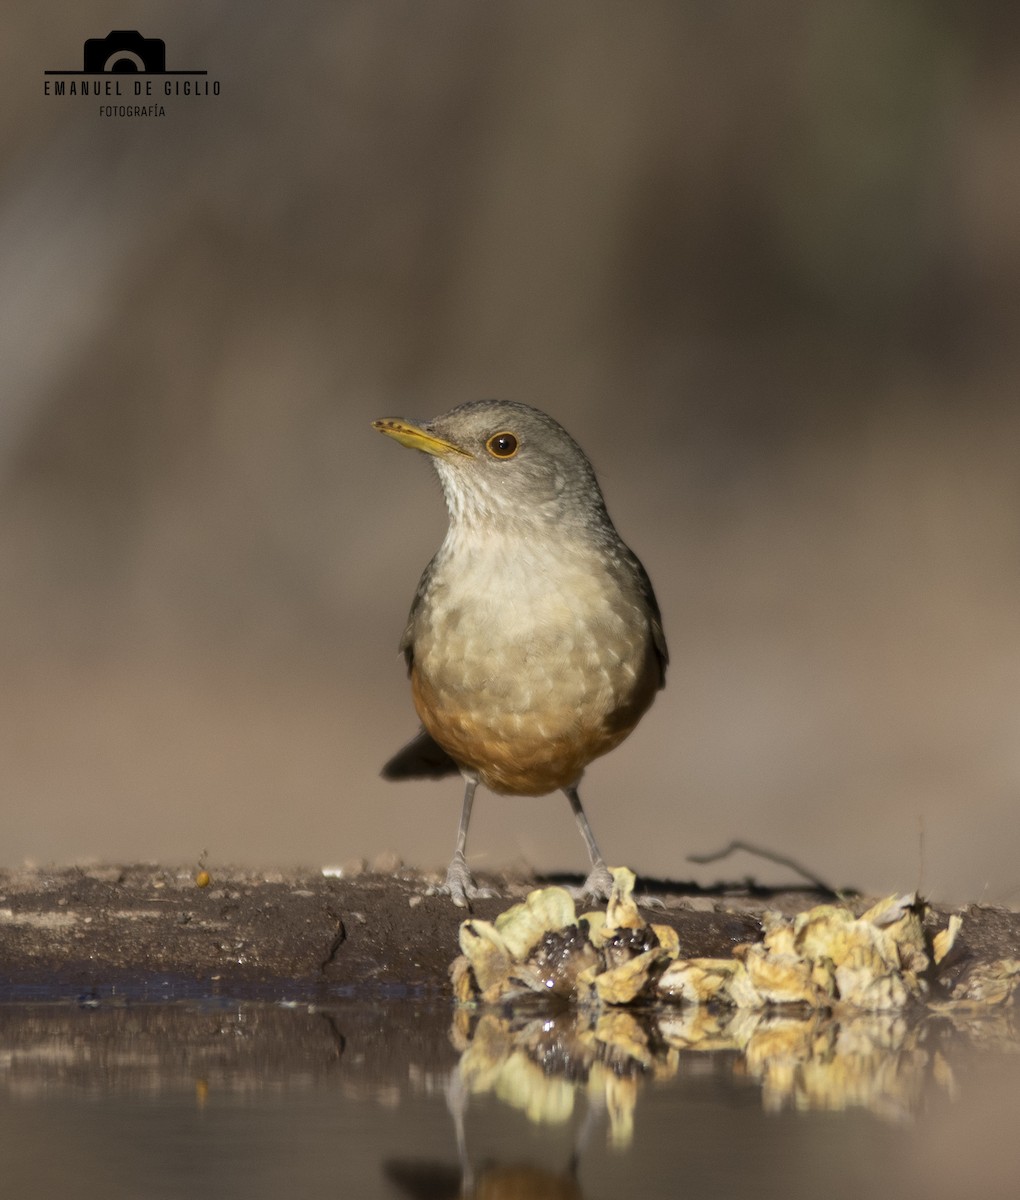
485,432,519,459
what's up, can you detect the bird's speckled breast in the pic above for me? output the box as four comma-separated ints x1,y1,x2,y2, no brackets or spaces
408,533,659,794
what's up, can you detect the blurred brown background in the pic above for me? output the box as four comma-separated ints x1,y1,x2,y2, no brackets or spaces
1,1,1017,903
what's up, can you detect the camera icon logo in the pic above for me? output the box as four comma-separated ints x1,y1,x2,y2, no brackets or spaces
82,30,166,73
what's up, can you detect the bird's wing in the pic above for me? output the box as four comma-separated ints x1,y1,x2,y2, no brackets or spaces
398,555,436,674
624,547,669,688
386,556,462,779
644,569,669,687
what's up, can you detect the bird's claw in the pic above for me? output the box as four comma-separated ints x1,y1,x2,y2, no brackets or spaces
565,863,615,907
566,865,662,909
426,854,499,909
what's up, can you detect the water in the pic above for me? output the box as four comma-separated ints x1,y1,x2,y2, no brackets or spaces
0,997,1017,1199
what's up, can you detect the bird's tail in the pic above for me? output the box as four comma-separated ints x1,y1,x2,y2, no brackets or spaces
381,729,460,780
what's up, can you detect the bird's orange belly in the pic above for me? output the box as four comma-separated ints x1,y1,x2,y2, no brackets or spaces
410,643,659,795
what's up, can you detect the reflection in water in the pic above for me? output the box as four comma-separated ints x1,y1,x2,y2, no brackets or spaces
387,1158,582,1200
450,1001,1017,1137
390,1001,1019,1198
387,1062,588,1200
0,997,1016,1199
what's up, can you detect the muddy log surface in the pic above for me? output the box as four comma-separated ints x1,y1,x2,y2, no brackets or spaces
0,864,1016,1001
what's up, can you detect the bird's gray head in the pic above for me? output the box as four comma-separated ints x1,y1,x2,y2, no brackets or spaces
373,400,612,534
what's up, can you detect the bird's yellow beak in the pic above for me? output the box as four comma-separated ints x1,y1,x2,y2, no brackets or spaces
372,418,472,458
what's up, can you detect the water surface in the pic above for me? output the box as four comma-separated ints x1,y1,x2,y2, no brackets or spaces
0,997,1016,1198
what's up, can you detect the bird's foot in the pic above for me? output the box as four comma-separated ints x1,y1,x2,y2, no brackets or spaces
426,853,499,909
567,862,615,907
567,864,664,909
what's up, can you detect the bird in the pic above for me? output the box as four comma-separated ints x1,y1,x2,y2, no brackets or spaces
372,400,667,907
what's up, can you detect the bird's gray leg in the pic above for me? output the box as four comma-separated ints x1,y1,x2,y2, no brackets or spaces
563,784,614,901
430,775,498,908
